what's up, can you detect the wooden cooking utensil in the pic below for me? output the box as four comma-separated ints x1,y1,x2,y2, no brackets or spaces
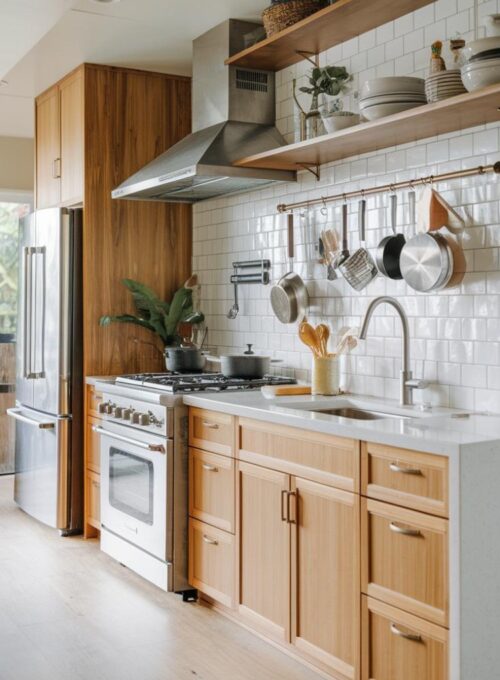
299,322,321,357
316,324,330,357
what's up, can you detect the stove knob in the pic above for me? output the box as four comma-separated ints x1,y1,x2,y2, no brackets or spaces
103,402,115,415
123,408,133,421
138,413,150,426
114,407,124,419
98,402,108,415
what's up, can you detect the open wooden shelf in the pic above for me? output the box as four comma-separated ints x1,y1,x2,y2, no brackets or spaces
225,0,434,71
235,84,500,171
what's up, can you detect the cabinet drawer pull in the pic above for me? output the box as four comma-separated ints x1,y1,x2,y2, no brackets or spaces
202,421,219,430
52,158,61,179
390,623,422,642
202,535,218,545
281,489,288,522
389,462,422,476
389,522,422,537
287,491,297,524
202,463,218,472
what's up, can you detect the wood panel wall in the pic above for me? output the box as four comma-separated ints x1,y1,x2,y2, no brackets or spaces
83,64,192,376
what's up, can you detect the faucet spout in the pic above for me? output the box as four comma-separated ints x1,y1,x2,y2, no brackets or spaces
359,296,412,405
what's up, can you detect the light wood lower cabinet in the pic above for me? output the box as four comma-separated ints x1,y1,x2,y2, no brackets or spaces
238,461,291,643
291,477,359,679
85,470,101,532
84,385,102,538
188,410,449,680
362,596,448,680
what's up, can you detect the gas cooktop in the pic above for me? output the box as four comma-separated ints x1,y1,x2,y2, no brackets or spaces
116,372,296,394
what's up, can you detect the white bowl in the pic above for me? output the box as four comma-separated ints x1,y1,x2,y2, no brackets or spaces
360,76,425,98
320,112,360,134
461,59,500,91
360,94,426,106
361,101,425,120
462,37,500,61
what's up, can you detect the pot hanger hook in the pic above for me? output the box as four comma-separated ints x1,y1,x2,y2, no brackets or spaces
320,196,328,216
390,183,396,194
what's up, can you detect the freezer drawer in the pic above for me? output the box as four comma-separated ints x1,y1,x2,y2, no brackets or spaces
9,406,70,530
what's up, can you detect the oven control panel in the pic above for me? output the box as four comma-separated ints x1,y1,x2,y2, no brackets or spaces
99,394,171,437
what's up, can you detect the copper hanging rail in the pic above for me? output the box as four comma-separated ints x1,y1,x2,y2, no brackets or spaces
277,161,500,213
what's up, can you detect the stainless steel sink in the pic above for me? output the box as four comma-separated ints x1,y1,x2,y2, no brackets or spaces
313,407,413,421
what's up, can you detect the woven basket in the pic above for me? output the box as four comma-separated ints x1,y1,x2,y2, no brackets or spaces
263,0,326,37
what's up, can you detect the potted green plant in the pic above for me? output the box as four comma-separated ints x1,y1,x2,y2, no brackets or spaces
99,278,205,369
294,64,354,138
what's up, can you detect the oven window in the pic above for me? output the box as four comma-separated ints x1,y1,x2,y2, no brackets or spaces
109,448,154,525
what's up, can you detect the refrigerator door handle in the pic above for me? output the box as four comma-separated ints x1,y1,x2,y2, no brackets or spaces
7,408,55,430
32,246,46,379
23,247,37,379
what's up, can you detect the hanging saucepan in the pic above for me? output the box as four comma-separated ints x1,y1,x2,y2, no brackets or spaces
376,193,405,279
399,190,454,292
270,213,309,324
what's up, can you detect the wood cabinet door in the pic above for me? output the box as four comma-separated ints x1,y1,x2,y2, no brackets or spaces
291,477,360,680
36,86,60,208
60,70,84,204
86,416,101,474
238,461,290,643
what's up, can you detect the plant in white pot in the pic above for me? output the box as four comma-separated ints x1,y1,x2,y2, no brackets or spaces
294,64,356,139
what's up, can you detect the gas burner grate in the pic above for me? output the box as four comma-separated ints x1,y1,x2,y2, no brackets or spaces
116,372,296,393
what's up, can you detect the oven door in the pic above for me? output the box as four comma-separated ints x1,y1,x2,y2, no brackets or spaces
96,422,172,561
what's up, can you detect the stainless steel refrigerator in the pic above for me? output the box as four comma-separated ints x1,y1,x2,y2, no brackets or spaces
8,207,83,534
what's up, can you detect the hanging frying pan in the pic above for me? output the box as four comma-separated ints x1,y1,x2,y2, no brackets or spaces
376,194,405,279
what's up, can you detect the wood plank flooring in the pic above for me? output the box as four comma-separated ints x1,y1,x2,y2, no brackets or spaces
0,476,321,680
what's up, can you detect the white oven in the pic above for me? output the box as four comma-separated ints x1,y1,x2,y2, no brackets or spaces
97,420,173,562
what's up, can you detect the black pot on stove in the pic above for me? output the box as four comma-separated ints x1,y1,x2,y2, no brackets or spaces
164,346,207,373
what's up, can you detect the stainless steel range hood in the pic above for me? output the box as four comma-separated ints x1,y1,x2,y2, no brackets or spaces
112,20,296,203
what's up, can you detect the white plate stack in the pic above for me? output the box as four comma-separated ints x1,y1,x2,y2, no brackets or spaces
461,37,500,91
359,77,426,121
425,70,466,102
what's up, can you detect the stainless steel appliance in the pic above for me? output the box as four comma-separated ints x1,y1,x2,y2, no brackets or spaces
8,208,83,534
112,20,296,203
94,372,295,593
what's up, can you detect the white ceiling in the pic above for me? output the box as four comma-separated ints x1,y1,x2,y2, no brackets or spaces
0,0,268,138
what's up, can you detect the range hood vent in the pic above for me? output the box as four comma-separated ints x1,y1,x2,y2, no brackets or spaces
112,20,296,203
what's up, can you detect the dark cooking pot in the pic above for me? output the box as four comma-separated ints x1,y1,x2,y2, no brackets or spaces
216,344,281,379
164,347,206,373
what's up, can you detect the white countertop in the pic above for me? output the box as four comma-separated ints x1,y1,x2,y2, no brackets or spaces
182,391,500,458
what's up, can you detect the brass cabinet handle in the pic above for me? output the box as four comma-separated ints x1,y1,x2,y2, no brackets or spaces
202,421,219,430
287,491,297,524
202,463,218,472
390,623,422,642
389,522,422,537
202,535,218,545
389,462,422,476
281,489,288,522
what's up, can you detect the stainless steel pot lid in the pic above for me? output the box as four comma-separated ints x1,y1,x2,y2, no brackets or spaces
400,233,452,292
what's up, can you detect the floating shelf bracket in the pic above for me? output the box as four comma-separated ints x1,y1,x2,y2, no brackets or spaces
298,163,321,181
295,50,319,67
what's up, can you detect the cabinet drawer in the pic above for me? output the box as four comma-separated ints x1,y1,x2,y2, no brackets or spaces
188,519,235,608
189,408,235,457
362,499,448,627
238,418,359,492
86,470,100,530
189,448,235,532
87,386,103,419
362,596,448,680
361,442,448,517
86,416,101,473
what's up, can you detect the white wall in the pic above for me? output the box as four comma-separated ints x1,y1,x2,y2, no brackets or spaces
193,0,500,412
0,136,34,191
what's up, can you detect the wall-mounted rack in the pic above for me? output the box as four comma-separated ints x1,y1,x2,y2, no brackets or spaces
276,162,500,213
227,260,271,319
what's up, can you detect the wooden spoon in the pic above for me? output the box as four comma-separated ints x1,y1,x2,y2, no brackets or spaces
316,324,330,357
299,322,321,358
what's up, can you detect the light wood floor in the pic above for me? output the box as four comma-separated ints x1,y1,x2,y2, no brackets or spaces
0,475,321,680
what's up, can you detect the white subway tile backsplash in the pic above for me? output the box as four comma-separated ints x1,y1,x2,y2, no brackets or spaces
192,0,500,413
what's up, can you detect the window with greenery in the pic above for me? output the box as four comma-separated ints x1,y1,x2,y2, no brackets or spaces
0,202,29,335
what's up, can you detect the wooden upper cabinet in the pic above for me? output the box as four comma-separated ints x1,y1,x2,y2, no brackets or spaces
35,85,61,209
35,68,85,209
291,477,360,679
60,70,84,205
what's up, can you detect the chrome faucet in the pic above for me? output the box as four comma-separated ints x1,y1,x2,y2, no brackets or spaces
359,296,428,406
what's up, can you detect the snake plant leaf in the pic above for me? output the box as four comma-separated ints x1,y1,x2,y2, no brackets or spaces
164,287,194,339
182,311,205,325
122,279,170,317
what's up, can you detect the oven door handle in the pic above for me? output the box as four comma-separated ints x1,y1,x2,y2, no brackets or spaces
92,425,165,454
